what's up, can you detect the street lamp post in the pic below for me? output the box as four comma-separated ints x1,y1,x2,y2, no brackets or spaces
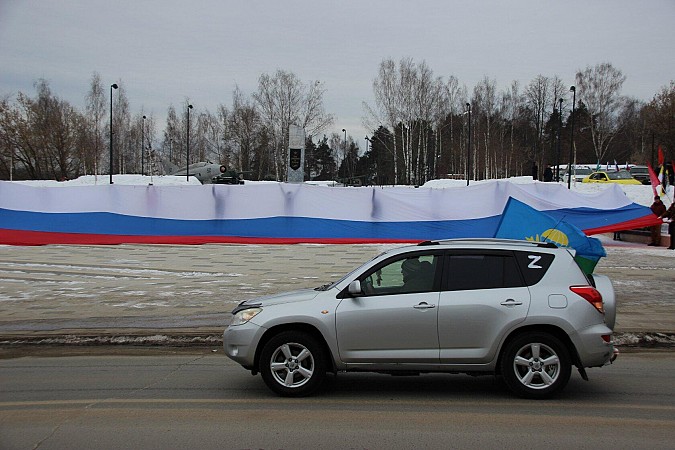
365,135,371,185
141,115,146,176
466,103,471,186
556,98,562,181
342,128,347,181
186,104,193,182
567,86,576,189
109,83,118,184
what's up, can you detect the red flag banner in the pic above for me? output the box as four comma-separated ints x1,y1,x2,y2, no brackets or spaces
658,145,665,166
647,163,661,197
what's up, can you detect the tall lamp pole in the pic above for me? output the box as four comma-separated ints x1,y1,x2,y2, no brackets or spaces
567,86,576,189
109,83,118,184
186,104,193,182
556,98,562,181
141,115,146,176
365,135,370,185
342,128,347,181
466,103,471,186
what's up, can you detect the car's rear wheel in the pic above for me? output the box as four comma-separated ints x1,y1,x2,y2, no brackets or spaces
259,330,326,397
500,332,571,399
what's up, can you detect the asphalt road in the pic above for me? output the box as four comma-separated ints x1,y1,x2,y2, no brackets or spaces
1,350,673,449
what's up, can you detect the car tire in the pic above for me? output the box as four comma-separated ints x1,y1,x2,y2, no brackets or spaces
259,330,326,397
500,332,571,399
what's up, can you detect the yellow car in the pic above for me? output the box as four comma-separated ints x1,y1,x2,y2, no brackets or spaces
582,170,642,185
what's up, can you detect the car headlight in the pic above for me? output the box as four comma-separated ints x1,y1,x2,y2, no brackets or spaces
230,307,262,326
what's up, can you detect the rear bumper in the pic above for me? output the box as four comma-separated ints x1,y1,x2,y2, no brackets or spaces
573,324,617,367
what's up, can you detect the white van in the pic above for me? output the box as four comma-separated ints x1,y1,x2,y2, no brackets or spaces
560,166,593,183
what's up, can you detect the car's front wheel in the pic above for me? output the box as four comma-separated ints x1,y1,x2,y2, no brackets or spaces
500,332,571,399
259,330,326,397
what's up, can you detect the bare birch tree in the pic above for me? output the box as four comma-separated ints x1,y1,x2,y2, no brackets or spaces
161,105,181,168
84,72,106,175
525,75,550,174
501,80,523,177
434,75,460,176
644,81,675,157
230,86,262,175
253,70,332,180
474,76,497,179
575,62,627,163
369,58,400,183
110,82,130,174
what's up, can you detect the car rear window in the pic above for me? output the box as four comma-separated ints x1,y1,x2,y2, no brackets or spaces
514,251,554,285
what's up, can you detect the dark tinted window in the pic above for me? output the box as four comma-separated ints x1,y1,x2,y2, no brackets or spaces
514,251,554,285
445,253,524,291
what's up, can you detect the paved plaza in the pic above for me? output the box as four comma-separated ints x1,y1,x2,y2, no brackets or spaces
0,240,673,343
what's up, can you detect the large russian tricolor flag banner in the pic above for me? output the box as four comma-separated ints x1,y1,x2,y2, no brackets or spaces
0,180,660,245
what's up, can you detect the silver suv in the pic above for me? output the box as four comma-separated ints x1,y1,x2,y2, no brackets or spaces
223,239,617,399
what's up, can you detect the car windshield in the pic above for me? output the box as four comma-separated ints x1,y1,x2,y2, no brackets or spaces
631,167,648,174
608,170,633,180
314,250,390,291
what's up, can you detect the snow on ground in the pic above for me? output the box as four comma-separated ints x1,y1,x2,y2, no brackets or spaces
423,176,673,208
15,174,674,208
13,174,203,187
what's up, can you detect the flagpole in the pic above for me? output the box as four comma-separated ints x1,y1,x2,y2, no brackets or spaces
567,86,576,189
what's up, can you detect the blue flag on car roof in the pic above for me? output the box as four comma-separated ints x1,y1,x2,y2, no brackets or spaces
494,197,606,274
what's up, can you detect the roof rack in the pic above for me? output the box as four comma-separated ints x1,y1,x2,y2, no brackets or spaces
416,240,439,246
420,238,558,249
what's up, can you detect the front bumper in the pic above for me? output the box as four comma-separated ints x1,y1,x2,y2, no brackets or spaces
222,321,265,368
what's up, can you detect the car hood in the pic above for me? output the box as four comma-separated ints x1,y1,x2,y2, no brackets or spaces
240,288,321,308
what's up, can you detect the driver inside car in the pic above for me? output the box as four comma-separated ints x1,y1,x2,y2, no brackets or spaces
401,258,431,293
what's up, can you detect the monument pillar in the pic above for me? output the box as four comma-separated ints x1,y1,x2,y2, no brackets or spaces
287,125,306,183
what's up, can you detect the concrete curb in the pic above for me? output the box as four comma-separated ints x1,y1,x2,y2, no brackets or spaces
1,331,673,349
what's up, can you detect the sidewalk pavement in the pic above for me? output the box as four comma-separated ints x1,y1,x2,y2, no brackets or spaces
0,239,673,346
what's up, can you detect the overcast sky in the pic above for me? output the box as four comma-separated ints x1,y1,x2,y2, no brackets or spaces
1,0,673,150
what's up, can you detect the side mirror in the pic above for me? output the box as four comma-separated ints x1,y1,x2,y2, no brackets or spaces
348,280,362,296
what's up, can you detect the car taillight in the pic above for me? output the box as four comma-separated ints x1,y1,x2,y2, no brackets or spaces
570,285,604,313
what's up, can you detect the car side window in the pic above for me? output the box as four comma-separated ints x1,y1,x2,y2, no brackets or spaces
360,254,438,296
444,253,524,291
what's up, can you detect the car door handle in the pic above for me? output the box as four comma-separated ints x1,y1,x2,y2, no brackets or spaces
413,302,436,310
500,299,523,306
